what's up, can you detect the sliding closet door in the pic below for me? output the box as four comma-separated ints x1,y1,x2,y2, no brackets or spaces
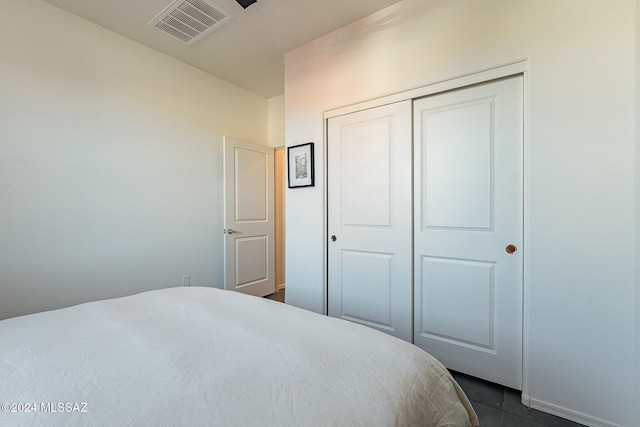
327,101,412,342
413,76,523,389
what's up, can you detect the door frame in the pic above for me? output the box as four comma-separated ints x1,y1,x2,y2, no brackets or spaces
323,60,530,398
274,147,287,292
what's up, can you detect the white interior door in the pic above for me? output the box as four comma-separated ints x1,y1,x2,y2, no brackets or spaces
223,136,275,297
327,101,412,342
413,76,523,389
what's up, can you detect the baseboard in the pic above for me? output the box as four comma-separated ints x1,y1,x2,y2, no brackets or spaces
277,283,285,291
521,394,622,427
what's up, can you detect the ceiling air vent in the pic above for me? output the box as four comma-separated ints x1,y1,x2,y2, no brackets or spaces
149,0,233,46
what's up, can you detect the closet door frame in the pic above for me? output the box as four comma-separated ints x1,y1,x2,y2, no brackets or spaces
323,60,530,394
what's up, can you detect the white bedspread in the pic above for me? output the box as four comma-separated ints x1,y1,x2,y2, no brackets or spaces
1,287,478,426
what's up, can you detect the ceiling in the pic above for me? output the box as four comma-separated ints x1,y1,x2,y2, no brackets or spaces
41,0,400,98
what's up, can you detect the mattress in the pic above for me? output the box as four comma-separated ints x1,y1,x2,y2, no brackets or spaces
0,287,478,426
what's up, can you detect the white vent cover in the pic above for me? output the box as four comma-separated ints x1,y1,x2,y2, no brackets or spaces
148,0,233,45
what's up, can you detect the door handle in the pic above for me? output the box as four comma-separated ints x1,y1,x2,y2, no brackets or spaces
505,244,517,254
226,228,239,235
330,235,337,242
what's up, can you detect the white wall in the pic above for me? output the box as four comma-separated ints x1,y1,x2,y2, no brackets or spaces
284,1,636,426
268,94,285,148
0,0,268,320
635,1,640,423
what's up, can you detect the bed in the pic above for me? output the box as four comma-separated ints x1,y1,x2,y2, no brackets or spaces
0,287,478,426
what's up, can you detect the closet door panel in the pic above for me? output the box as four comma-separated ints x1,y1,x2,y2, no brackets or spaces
340,250,393,330
419,256,495,348
414,76,523,390
422,101,493,230
327,101,412,342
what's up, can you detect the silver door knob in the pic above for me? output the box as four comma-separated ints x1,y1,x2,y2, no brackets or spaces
227,229,238,234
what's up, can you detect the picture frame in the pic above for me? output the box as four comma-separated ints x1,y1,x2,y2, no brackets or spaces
287,142,315,188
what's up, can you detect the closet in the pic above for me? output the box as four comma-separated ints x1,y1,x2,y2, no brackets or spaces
327,75,523,389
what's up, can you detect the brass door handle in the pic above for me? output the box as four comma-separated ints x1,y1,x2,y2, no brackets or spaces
506,244,517,254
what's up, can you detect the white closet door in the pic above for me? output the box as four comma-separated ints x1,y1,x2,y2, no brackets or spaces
413,76,524,389
327,101,412,342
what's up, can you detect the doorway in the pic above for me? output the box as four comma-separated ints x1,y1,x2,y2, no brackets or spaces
274,148,286,294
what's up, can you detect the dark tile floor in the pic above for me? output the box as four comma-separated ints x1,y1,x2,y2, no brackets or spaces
264,291,582,426
450,371,583,427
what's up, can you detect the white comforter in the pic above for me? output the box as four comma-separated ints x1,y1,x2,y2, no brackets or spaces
1,287,477,426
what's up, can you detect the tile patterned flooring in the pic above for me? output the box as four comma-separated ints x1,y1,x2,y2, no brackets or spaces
264,290,582,427
450,371,583,427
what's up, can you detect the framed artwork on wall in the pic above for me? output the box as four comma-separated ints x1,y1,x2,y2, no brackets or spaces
287,142,315,188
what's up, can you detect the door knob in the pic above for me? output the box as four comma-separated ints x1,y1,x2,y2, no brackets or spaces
227,228,238,235
331,235,337,242
505,244,517,254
